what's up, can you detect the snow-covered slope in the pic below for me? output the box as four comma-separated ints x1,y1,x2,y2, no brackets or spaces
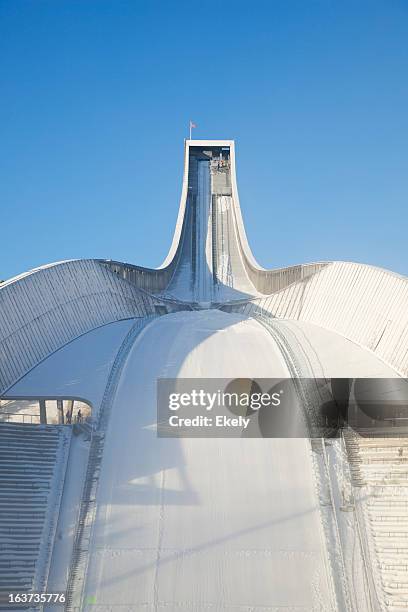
81,311,337,610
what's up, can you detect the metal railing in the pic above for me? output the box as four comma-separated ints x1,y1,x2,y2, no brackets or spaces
0,412,40,424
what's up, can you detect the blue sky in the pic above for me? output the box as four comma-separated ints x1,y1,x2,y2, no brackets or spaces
1,0,407,280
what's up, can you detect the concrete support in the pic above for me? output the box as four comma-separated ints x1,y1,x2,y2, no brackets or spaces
57,399,64,424
66,399,74,424
39,399,47,424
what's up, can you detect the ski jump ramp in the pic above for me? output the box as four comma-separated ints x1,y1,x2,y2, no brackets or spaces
1,140,408,611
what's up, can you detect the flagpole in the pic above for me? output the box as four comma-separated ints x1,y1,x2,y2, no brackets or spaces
189,121,191,141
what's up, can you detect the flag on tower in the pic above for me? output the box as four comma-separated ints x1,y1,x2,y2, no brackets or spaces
189,120,197,139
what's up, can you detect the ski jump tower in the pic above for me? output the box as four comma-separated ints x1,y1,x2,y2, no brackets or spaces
105,140,328,304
